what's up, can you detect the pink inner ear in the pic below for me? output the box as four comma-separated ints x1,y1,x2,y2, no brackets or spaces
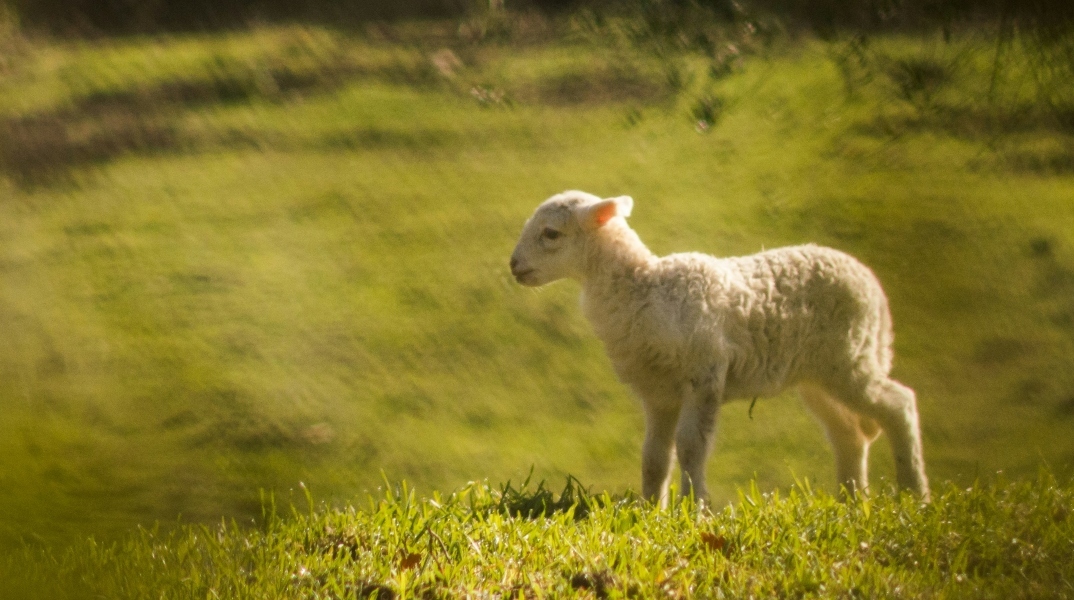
592,202,617,227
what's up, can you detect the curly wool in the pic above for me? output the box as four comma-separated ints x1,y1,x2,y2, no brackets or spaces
579,222,893,402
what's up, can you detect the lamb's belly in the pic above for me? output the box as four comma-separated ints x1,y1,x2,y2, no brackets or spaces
717,354,803,401
724,365,799,401
720,318,812,400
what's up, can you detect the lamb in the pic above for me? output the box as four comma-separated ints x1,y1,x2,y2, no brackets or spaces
509,190,930,506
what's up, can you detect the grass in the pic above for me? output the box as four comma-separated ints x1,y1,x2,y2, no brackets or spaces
0,15,1072,578
3,472,1073,598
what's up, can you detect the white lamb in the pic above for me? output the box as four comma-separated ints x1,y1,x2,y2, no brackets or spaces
509,190,929,505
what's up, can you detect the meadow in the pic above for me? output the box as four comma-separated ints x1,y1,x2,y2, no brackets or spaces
5,473,1074,598
0,11,1073,592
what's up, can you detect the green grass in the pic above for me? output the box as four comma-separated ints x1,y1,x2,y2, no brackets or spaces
0,18,1073,567
4,472,1073,598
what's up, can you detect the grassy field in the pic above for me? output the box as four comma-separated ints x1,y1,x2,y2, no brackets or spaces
1,14,1073,566
4,473,1073,598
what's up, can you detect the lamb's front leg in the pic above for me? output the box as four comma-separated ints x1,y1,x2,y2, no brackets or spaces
641,402,680,509
675,382,722,504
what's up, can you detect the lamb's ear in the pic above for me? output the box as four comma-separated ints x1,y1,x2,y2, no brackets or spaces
611,195,633,218
580,196,633,230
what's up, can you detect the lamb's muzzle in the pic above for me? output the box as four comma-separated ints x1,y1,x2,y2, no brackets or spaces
509,256,535,284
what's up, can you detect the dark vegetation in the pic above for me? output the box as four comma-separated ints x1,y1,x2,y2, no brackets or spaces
4,0,1074,35
3,0,474,33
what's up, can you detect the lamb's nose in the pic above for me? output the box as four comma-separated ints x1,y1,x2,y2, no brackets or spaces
509,256,519,272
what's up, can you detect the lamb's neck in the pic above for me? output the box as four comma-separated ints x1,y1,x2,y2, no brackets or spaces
578,222,655,305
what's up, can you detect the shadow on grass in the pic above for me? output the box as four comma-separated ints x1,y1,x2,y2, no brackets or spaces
0,51,442,187
0,48,676,187
0,113,179,186
856,103,1074,139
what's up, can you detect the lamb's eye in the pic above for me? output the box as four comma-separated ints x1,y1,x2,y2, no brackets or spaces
542,228,562,240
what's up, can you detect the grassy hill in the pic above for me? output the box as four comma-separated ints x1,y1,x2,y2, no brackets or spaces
1,15,1073,561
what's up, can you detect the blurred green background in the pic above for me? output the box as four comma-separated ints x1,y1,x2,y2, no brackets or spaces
1,0,1072,555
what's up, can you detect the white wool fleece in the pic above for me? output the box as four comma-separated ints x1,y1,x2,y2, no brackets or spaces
510,190,929,506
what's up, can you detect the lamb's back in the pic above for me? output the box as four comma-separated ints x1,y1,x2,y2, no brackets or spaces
637,244,891,396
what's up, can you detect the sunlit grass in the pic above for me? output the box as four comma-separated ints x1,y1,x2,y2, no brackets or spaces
4,472,1073,598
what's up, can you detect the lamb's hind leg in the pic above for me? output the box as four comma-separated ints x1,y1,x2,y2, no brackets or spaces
874,378,929,500
799,384,879,497
833,376,930,501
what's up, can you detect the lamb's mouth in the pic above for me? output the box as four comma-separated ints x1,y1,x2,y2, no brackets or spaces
512,268,536,284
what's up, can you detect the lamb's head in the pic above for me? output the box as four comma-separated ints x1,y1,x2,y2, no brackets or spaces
509,190,633,287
